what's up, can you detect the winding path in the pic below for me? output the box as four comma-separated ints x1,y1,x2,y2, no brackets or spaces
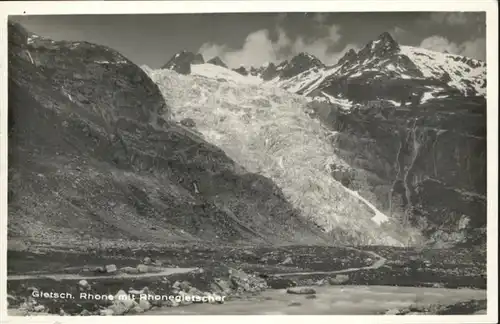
8,247,386,282
7,267,197,281
271,248,387,277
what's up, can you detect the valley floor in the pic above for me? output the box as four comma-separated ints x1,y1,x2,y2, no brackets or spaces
6,243,487,316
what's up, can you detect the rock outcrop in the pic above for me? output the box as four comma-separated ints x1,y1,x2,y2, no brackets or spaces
7,21,327,247
207,56,228,68
162,51,204,74
309,95,486,246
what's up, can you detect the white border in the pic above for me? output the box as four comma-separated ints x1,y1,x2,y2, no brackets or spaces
0,1,498,324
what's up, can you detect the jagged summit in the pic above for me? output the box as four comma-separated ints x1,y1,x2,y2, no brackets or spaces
356,31,400,61
280,52,325,79
207,56,228,68
232,66,249,76
162,51,204,74
377,31,397,44
158,30,485,99
338,48,358,65
293,52,325,65
274,30,485,99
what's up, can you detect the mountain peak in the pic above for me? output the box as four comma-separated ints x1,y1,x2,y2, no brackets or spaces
232,66,248,76
355,31,399,62
292,52,324,66
377,31,396,43
276,52,325,79
207,56,228,68
162,51,204,74
338,48,358,65
372,32,399,51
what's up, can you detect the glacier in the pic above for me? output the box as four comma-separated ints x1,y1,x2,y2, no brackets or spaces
144,64,409,246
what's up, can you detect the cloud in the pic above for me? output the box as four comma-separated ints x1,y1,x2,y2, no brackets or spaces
390,26,407,41
459,37,486,61
329,44,362,62
200,29,279,67
312,13,328,24
419,35,460,54
428,12,469,26
198,43,228,63
416,12,485,37
419,35,486,60
275,13,288,24
199,23,349,68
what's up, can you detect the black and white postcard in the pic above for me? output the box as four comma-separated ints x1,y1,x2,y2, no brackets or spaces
0,1,497,323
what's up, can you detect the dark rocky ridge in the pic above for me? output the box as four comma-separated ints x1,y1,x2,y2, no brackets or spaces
232,66,249,76
207,56,228,68
8,21,328,248
279,52,325,79
162,51,205,75
306,95,486,247
293,32,486,247
231,53,325,81
313,32,484,101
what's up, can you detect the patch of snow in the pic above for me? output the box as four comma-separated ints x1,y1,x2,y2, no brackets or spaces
321,92,353,110
343,188,390,226
400,45,486,96
26,50,34,64
386,100,401,107
371,40,381,50
420,91,435,104
386,64,396,71
27,35,39,44
273,65,342,97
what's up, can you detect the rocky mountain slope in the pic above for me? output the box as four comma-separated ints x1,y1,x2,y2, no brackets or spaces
154,32,486,247
296,34,487,247
7,21,328,248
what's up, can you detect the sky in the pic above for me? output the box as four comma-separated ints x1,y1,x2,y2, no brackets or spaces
11,12,486,69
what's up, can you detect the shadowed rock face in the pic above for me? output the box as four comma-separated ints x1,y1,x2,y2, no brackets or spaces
8,21,327,247
232,66,249,76
278,53,325,80
207,56,228,68
162,51,205,74
232,54,325,81
308,95,486,247
296,32,487,247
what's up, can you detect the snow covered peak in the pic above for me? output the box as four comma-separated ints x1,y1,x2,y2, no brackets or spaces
271,32,485,101
291,52,325,67
399,45,486,96
158,31,485,100
357,32,400,62
275,52,325,80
